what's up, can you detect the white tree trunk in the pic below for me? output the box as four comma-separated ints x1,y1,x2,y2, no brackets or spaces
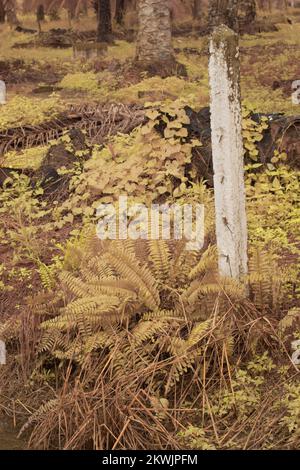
0,80,6,104
0,340,6,365
209,25,248,280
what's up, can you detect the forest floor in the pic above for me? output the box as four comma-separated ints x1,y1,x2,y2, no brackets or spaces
0,9,300,450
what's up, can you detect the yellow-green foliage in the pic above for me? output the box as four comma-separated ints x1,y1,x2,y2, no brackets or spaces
0,95,61,130
51,101,204,227
59,72,99,92
242,103,269,161
246,165,300,252
3,146,48,170
0,173,48,262
0,28,72,62
279,383,300,439
111,76,204,107
210,353,275,418
36,238,242,385
106,40,135,61
178,426,216,450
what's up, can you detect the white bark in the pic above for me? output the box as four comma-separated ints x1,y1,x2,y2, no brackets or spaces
0,340,6,365
209,25,248,280
0,80,6,104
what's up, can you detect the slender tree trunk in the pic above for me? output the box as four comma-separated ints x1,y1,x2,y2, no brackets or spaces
241,0,257,24
193,0,202,19
22,0,33,14
6,0,20,28
82,0,88,15
135,0,175,70
209,26,248,281
0,0,5,23
115,0,126,24
208,0,239,32
97,0,112,42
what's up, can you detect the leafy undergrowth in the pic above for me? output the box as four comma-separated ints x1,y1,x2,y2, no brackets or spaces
0,100,300,449
0,95,62,131
1,235,300,450
1,12,300,450
1,15,300,128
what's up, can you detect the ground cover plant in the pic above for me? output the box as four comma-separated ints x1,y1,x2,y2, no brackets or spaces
1,0,300,451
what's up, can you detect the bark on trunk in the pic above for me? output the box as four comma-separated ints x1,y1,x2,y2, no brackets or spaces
6,0,20,28
0,0,5,23
135,0,175,69
97,0,112,42
115,0,126,24
209,25,248,280
208,0,239,32
193,0,202,19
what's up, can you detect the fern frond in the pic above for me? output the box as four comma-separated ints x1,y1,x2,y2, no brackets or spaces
187,319,212,347
38,329,67,353
149,240,171,281
189,245,217,280
87,256,116,279
248,249,281,309
19,399,60,436
60,271,89,297
182,281,221,306
169,240,199,284
89,278,138,299
38,262,56,290
165,353,197,394
103,247,160,310
132,320,168,346
0,316,20,340
142,309,180,320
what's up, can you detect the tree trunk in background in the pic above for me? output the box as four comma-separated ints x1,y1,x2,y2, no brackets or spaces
83,0,89,15
37,4,45,21
37,4,45,33
6,0,20,28
22,0,34,14
97,0,112,42
0,0,5,23
135,0,175,70
240,0,257,25
208,0,239,32
193,0,202,19
115,0,126,24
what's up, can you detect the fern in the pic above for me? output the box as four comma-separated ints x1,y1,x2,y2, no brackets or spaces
149,240,171,281
103,247,160,310
187,319,212,347
248,249,283,310
189,245,217,280
29,238,255,405
38,262,56,290
19,399,60,436
132,320,168,346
